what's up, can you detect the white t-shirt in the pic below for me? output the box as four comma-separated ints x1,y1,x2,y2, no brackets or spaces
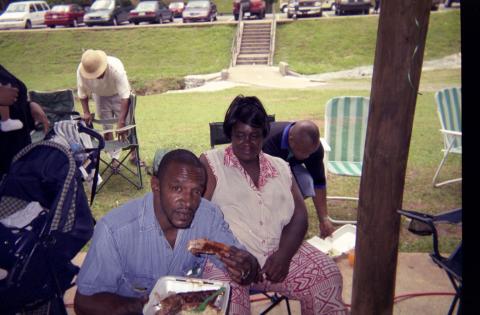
77,56,130,99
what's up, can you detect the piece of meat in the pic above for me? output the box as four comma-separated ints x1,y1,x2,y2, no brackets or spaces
187,239,230,256
155,290,221,315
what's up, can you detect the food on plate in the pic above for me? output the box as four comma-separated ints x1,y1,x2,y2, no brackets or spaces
187,239,230,256
154,288,224,315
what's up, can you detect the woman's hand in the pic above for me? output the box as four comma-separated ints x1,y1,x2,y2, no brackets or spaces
218,246,260,285
261,250,291,283
29,101,50,133
0,85,18,107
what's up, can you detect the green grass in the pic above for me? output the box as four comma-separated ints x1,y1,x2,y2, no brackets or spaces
0,25,235,91
275,10,461,74
0,10,459,92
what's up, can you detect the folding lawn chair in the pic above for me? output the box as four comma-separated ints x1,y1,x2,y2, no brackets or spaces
432,87,462,187
209,114,275,148
28,89,80,143
92,93,143,193
397,208,462,315
323,96,370,224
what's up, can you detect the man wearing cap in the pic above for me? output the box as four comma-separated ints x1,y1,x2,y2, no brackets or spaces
262,120,335,238
77,49,133,163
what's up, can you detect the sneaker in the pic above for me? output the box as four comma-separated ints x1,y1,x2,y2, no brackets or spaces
0,119,23,132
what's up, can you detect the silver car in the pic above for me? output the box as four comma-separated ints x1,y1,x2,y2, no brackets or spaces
182,0,217,23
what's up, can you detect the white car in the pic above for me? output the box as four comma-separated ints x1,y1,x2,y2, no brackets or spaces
0,0,50,30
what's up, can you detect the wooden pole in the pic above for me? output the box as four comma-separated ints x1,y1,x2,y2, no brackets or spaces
350,1,432,314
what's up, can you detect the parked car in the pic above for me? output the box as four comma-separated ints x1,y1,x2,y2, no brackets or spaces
83,0,133,26
333,0,370,15
182,0,217,23
168,1,185,17
128,0,172,24
44,4,85,28
0,0,50,29
286,0,322,18
233,0,265,20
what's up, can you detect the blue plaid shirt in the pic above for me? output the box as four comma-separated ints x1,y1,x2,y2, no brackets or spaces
76,192,241,297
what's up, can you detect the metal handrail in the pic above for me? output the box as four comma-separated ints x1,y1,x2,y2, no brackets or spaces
268,5,276,66
230,3,244,67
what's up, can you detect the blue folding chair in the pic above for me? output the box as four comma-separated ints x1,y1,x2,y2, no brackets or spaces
398,208,462,315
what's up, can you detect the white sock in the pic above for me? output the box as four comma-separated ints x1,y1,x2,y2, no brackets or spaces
1,119,23,132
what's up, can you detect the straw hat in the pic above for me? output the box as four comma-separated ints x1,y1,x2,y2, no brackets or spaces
79,49,108,80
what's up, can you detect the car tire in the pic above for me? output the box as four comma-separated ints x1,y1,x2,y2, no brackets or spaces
134,21,139,25
170,15,174,22
112,16,118,26
282,6,288,13
182,18,186,23
25,20,32,29
48,25,55,28
287,13,292,18
234,13,239,21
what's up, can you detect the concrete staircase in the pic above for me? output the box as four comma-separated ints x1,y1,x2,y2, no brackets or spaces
236,21,272,65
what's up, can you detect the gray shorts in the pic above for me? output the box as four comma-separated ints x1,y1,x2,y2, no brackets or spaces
92,94,130,131
292,164,315,198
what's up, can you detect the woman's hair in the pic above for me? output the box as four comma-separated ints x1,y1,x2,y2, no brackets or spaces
223,95,270,139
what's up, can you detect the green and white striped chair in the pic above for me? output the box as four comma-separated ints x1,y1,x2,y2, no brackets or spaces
432,87,462,187
324,96,369,224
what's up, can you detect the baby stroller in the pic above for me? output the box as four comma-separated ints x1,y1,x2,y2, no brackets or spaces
0,120,104,314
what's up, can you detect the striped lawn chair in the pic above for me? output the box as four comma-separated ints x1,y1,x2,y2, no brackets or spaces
323,96,369,224
432,87,462,187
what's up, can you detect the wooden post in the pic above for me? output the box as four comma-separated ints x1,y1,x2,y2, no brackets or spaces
350,1,432,314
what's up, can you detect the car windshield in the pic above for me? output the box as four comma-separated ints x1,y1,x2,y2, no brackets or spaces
136,1,157,10
5,3,27,12
187,1,209,8
169,2,184,8
51,5,70,12
91,0,114,10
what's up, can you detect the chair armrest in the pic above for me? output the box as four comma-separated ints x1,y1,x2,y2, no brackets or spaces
96,125,136,135
320,137,331,152
433,208,462,224
397,209,434,223
439,129,462,137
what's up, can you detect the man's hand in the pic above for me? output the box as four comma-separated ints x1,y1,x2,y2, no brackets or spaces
218,246,261,285
260,250,291,283
0,85,19,107
319,218,335,239
116,119,127,141
83,111,93,126
29,101,50,134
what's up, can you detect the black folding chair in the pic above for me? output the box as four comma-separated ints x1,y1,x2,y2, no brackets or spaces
397,208,462,315
28,89,80,143
250,289,292,315
209,114,275,148
91,93,143,193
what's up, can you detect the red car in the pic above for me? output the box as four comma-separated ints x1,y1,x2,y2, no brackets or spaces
44,4,85,28
233,0,265,20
